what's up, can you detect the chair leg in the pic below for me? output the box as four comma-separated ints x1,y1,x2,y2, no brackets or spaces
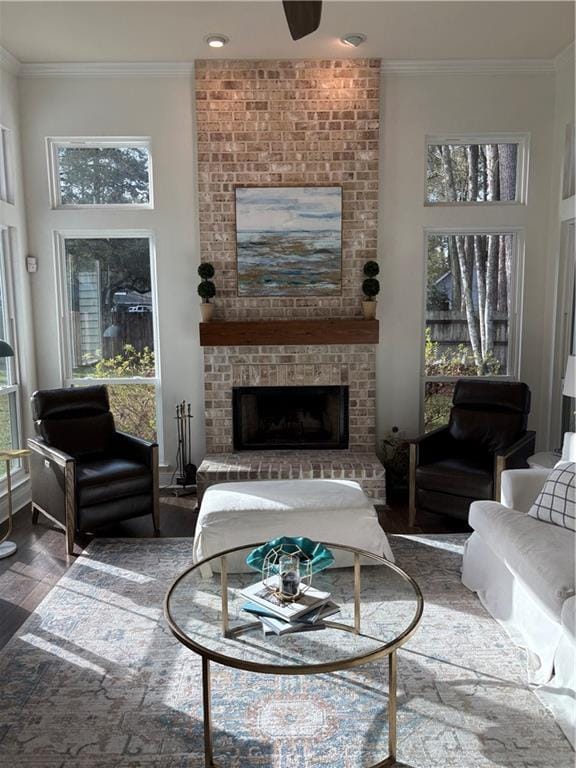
152,445,160,533
408,443,417,528
152,507,160,533
64,463,76,556
66,526,75,556
31,504,40,525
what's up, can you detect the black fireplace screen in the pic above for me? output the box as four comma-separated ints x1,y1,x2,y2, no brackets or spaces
233,385,349,450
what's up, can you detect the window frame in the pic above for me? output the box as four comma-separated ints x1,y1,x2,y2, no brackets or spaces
420,226,525,433
424,133,530,206
0,124,15,205
0,225,24,477
53,229,164,459
46,137,154,210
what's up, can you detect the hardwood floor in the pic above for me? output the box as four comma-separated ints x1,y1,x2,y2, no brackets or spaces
0,491,468,650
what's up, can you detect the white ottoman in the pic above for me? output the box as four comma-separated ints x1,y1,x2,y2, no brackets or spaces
192,478,394,573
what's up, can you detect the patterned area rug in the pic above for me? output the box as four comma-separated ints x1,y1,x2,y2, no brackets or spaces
0,535,572,767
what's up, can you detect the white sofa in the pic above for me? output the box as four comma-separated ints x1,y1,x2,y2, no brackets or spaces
462,435,575,746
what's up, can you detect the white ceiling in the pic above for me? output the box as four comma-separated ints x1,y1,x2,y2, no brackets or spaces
0,1,573,64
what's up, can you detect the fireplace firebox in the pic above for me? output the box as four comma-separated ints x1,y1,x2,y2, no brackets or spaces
233,386,349,450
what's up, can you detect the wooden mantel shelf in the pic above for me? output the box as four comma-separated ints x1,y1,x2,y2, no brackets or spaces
199,319,379,347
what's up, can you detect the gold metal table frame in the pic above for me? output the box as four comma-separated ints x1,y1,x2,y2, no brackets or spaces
164,542,424,768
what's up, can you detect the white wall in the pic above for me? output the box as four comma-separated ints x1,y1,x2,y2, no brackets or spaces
543,44,576,448
17,62,568,466
377,69,558,448
0,58,37,512
19,74,205,471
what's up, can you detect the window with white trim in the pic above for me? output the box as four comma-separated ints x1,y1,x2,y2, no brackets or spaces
57,234,161,445
47,138,152,208
423,230,523,431
0,227,22,476
562,123,575,200
0,126,14,205
425,134,529,204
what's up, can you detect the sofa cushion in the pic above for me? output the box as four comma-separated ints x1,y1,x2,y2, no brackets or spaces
561,596,576,643
469,500,576,620
416,457,493,498
528,462,575,532
77,458,151,507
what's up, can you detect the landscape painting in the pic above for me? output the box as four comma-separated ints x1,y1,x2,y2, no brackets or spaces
235,186,342,296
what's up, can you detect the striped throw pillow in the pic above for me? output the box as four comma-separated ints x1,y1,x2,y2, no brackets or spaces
528,462,575,531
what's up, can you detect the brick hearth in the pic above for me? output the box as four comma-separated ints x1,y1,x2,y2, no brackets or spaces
197,451,386,504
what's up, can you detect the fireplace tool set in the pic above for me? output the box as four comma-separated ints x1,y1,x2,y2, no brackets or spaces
171,400,196,496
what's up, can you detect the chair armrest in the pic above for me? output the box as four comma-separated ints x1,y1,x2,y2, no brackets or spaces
27,437,75,468
112,431,158,468
500,467,551,512
498,430,537,464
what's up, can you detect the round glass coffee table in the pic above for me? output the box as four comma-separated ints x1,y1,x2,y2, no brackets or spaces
164,542,423,767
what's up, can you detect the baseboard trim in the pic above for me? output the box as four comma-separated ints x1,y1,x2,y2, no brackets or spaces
0,476,31,524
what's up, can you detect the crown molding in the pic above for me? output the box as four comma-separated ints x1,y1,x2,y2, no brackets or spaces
19,62,195,78
13,57,560,79
381,58,555,75
0,46,21,75
555,42,575,71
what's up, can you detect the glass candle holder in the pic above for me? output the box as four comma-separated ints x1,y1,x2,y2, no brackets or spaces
278,554,300,598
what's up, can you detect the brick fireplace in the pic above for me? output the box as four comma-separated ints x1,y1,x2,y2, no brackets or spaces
197,339,385,502
203,344,376,453
195,58,384,503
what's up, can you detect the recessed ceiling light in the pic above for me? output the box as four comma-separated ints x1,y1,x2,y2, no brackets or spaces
340,33,367,48
205,34,229,48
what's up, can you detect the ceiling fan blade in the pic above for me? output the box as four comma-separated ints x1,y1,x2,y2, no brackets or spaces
282,1,322,41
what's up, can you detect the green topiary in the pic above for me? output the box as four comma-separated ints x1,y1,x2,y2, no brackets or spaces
198,280,216,302
198,263,215,280
362,277,380,300
363,260,380,278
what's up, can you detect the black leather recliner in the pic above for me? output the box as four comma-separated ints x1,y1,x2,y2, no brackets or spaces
28,385,159,554
409,379,535,525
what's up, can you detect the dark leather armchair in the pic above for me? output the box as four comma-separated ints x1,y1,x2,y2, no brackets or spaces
409,379,535,526
28,385,159,554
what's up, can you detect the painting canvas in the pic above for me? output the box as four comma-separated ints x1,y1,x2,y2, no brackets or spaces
235,186,342,296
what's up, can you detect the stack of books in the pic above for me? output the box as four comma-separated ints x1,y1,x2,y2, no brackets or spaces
240,577,340,635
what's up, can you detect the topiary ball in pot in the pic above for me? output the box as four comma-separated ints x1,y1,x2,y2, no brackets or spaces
198,263,215,280
197,281,216,303
363,260,380,278
362,277,380,300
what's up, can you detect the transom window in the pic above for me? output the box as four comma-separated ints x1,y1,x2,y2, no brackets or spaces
425,134,528,204
423,230,522,431
47,138,152,208
57,233,160,445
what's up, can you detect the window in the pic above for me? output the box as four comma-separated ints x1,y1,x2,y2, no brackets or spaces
0,228,21,477
562,123,575,201
423,230,522,431
426,135,528,204
57,234,160,444
48,139,152,208
0,126,14,205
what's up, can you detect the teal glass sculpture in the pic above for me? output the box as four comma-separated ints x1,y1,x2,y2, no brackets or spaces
246,536,334,576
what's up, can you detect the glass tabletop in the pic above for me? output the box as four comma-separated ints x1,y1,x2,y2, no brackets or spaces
164,542,423,674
